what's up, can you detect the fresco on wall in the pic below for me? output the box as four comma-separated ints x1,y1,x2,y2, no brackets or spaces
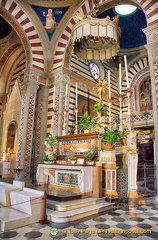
30,5,69,39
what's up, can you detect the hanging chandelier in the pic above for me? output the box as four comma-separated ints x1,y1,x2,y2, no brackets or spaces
72,14,121,61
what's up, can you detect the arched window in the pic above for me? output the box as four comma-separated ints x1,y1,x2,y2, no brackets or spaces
140,79,152,111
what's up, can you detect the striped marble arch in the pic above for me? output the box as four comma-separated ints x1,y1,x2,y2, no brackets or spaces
0,0,44,71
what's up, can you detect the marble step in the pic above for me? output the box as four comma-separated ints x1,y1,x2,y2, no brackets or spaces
47,197,106,212
0,207,31,231
46,201,114,223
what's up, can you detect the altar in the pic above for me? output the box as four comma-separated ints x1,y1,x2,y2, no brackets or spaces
36,164,93,195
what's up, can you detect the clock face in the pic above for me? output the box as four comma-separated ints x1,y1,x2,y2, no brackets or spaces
89,63,100,80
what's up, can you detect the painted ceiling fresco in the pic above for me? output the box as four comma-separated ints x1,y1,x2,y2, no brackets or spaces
30,5,69,39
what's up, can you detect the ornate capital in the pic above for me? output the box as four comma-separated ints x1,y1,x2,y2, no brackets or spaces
148,32,158,43
24,70,39,83
22,79,39,95
54,72,70,84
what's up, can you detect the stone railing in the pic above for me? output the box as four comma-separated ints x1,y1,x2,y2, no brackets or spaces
112,110,154,130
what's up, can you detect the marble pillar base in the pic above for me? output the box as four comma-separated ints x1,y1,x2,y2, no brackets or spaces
128,197,139,209
104,190,118,199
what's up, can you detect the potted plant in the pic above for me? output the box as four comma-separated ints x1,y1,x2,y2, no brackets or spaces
49,151,58,161
45,133,57,151
66,154,77,164
93,102,107,117
42,151,58,164
84,147,97,160
78,112,95,133
100,129,126,149
42,154,49,163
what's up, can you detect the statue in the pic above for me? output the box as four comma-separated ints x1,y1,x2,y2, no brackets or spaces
93,77,108,102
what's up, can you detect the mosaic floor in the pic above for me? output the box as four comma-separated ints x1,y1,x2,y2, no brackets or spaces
0,204,158,239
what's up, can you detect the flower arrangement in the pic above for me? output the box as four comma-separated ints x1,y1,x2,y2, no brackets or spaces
66,154,77,161
84,147,97,160
42,151,58,163
49,151,58,160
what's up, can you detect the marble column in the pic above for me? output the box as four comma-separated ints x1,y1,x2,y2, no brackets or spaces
32,84,49,183
143,24,158,199
99,150,118,200
16,70,39,181
126,130,138,208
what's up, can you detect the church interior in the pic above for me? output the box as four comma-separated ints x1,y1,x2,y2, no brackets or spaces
0,0,158,238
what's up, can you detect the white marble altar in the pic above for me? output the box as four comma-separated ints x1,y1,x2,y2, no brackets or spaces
36,164,93,194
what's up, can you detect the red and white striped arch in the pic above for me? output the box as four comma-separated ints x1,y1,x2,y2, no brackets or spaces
53,0,158,71
0,0,44,71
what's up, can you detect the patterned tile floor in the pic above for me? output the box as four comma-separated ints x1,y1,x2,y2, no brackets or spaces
0,204,158,239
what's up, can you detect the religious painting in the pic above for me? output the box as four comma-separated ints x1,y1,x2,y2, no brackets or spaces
61,139,92,155
78,95,96,117
30,5,69,39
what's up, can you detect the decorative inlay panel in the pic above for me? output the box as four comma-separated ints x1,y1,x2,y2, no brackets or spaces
17,94,26,168
24,94,35,177
148,32,158,43
34,98,43,178
57,171,79,187
117,166,128,198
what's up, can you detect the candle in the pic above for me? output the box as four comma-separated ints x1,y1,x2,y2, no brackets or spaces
108,70,111,99
119,63,122,94
124,55,129,88
53,85,55,109
76,82,78,108
65,84,68,109
2,151,7,161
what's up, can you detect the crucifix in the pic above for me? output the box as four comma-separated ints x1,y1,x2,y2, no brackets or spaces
93,77,108,102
